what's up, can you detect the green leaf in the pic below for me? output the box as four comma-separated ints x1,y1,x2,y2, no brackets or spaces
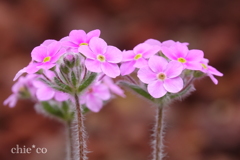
41,101,64,118
170,85,192,99
78,72,97,93
71,71,77,87
62,101,69,113
61,101,74,122
38,78,52,86
54,77,72,93
119,81,154,101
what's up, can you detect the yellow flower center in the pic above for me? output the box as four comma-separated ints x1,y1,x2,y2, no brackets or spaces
79,43,88,46
201,63,208,69
178,57,187,63
134,54,142,60
157,73,166,81
97,54,106,62
43,56,51,63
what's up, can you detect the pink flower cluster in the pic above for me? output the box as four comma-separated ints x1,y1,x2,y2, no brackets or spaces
121,39,223,98
5,29,223,112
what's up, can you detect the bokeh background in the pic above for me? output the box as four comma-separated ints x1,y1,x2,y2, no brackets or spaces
0,0,240,160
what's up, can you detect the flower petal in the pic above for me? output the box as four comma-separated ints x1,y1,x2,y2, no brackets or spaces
89,37,107,55
4,94,17,108
133,43,151,55
137,67,157,84
69,30,87,44
163,77,183,93
36,87,55,101
103,77,125,97
148,56,168,73
174,42,189,58
86,29,101,42
94,85,111,100
134,58,148,68
120,61,135,76
86,94,103,112
31,46,47,62
61,40,78,48
208,74,218,85
186,49,204,62
50,48,66,63
85,59,102,72
105,46,122,63
144,39,161,46
54,91,69,101
208,66,223,76
25,62,41,74
122,50,135,62
40,39,57,47
161,46,177,60
101,62,120,78
47,41,62,57
161,40,175,47
165,61,183,78
185,61,202,70
13,67,26,81
79,45,96,59
147,80,167,98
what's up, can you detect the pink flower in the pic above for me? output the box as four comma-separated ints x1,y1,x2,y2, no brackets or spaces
32,71,69,101
161,42,203,70
61,29,100,52
102,76,125,98
79,37,122,78
200,58,223,84
144,39,189,48
81,83,111,112
30,41,66,71
13,41,66,81
138,56,184,98
4,75,37,107
120,43,160,75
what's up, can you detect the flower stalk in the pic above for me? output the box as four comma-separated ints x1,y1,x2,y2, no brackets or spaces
66,121,74,160
152,105,164,160
74,93,87,160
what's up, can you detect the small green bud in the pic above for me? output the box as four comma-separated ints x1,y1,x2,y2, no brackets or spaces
193,70,205,78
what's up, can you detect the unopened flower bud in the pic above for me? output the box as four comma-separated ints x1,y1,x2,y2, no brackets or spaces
64,54,76,68
60,64,70,74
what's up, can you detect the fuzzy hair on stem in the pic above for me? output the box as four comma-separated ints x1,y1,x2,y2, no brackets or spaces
74,94,88,160
152,105,166,160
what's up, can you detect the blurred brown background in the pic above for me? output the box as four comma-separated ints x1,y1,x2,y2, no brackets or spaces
0,0,240,160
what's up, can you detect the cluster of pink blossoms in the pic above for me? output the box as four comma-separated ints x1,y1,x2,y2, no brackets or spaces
4,29,223,113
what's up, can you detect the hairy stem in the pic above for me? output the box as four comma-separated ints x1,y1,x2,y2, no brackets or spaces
66,121,74,160
152,105,164,160
74,94,87,160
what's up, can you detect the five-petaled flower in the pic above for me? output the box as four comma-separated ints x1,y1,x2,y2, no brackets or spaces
138,56,184,98
120,43,160,75
61,29,100,52
200,58,223,85
79,37,122,78
161,42,203,70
